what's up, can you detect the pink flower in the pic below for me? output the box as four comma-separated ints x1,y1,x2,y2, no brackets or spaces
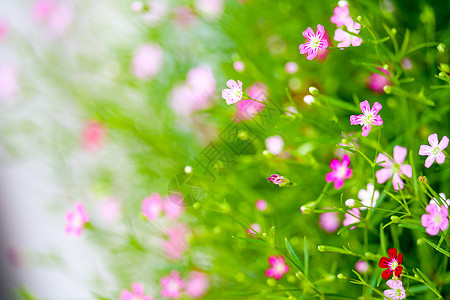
0,64,19,103
368,68,391,93
0,20,8,42
195,0,224,20
267,174,287,187
247,223,261,236
330,5,351,27
120,283,153,300
160,271,185,299
421,202,448,236
32,0,73,36
162,224,190,260
164,194,186,219
285,62,298,74
299,24,329,60
319,209,340,233
132,43,163,80
172,6,196,27
343,208,361,229
354,260,369,273
185,271,209,298
402,58,412,70
65,202,89,236
383,279,406,300
98,198,121,223
255,199,268,211
222,79,243,105
350,100,383,136
82,121,106,152
265,255,289,280
376,146,412,190
235,82,267,121
233,61,245,72
265,135,284,155
334,19,362,47
141,193,163,221
316,30,333,61
326,154,352,189
418,133,448,168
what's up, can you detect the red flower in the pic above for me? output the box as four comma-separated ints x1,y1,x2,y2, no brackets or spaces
378,248,403,279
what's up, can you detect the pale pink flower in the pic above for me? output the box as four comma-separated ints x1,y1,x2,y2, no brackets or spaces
350,100,383,136
330,5,352,27
376,146,412,190
368,68,391,93
299,24,329,60
222,79,243,105
255,199,268,211
430,193,449,208
267,174,286,187
418,133,448,168
132,43,163,80
160,271,185,299
265,135,284,155
319,209,340,233
383,279,406,300
355,260,369,273
187,65,216,102
285,106,298,117
358,183,380,209
32,0,73,36
265,255,289,280
195,0,224,20
141,193,163,221
99,198,121,223
343,208,360,230
173,6,196,27
326,154,352,189
421,202,448,236
164,194,186,219
334,19,362,47
401,58,412,70
0,64,19,103
0,20,8,42
120,283,153,300
233,61,245,72
185,271,209,298
162,224,190,260
141,0,169,25
247,223,261,236
285,62,298,74
131,2,144,12
235,82,267,120
65,202,89,236
82,121,106,152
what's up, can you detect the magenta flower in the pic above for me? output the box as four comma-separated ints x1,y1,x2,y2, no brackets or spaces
326,154,352,189
330,4,351,27
418,133,448,168
299,24,329,60
162,224,190,260
383,279,406,300
235,82,267,121
255,199,268,211
368,68,391,94
160,271,185,299
421,202,449,236
141,193,163,221
267,174,287,187
65,202,89,236
120,283,153,300
319,209,340,233
265,255,289,280
247,223,261,236
354,260,369,274
132,43,164,80
334,20,362,47
222,79,243,105
350,100,383,136
376,146,412,190
185,271,209,298
164,194,186,219
343,208,360,230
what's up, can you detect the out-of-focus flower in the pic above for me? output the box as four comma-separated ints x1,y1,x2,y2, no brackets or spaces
367,68,391,94
343,208,360,230
334,20,362,47
255,199,268,211
120,283,153,300
0,64,19,103
265,255,289,280
162,223,190,260
233,61,245,72
319,209,340,233
376,146,412,190
299,24,329,60
358,183,380,209
401,58,412,70
98,198,121,223
82,121,106,152
195,0,224,21
285,106,298,117
326,154,352,189
267,174,287,187
350,100,383,137
141,0,169,25
131,1,144,12
330,4,352,27
421,202,448,236
173,6,196,27
430,193,449,208
32,0,73,36
160,271,184,299
0,20,8,42
378,248,403,279
354,260,369,273
265,136,284,156
247,223,261,236
132,43,163,80
285,62,298,74
418,133,448,168
185,271,209,298
383,279,406,300
65,202,89,237
303,95,315,105
141,193,163,221
345,199,355,207
235,82,267,120
222,79,243,105
164,194,185,219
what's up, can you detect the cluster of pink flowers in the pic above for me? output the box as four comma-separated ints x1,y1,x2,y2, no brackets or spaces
160,271,209,299
331,3,362,48
141,193,185,221
120,283,153,300
32,0,73,36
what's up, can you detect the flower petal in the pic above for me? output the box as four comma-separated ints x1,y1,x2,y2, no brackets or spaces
392,173,404,190
342,154,351,166
372,115,383,125
424,155,435,168
376,153,392,168
419,145,432,156
318,39,328,50
394,266,403,277
326,171,337,183
376,168,392,184
400,164,412,178
388,248,397,259
360,100,370,115
302,27,315,40
299,43,310,54
226,79,238,90
316,24,325,39
350,114,364,125
436,152,445,164
439,135,449,150
333,28,347,42
393,145,407,164
428,133,439,147
334,178,344,189
362,123,371,136
378,257,390,268
381,269,393,280
371,102,382,115
306,47,318,60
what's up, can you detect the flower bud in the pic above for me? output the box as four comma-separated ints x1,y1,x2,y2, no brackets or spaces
337,273,345,279
309,86,320,96
383,85,392,94
437,43,445,53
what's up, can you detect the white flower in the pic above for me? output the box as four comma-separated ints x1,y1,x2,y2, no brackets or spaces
358,183,380,210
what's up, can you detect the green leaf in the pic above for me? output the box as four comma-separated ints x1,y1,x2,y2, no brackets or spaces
413,268,443,299
304,236,309,278
399,28,410,58
285,237,305,273
232,236,267,246
423,238,450,257
320,95,360,112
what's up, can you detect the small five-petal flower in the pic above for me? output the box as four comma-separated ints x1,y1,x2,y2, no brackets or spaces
376,146,412,190
421,201,449,236
299,24,329,60
383,279,406,300
418,133,448,168
334,19,362,47
222,79,243,105
350,100,383,137
326,154,352,189
378,248,403,280
265,255,289,280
